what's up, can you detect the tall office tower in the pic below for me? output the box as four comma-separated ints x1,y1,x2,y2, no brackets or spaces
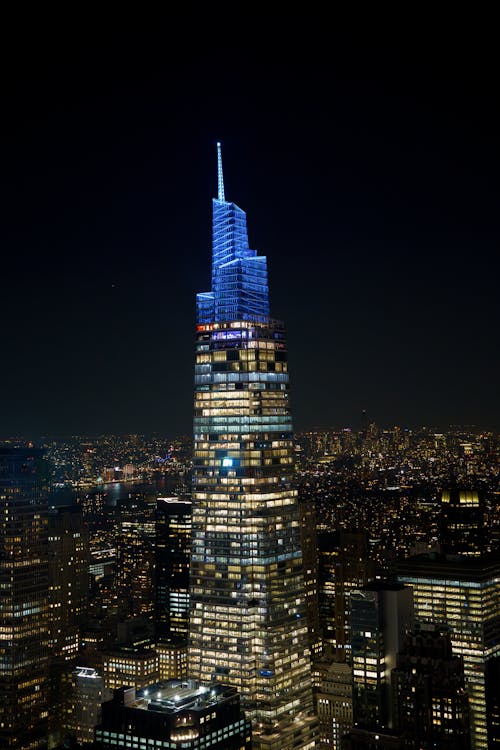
392,624,470,750
155,497,192,642
440,487,485,556
48,504,89,659
0,447,49,749
397,553,500,750
350,582,414,731
116,516,155,618
189,144,317,749
318,530,375,662
47,505,89,746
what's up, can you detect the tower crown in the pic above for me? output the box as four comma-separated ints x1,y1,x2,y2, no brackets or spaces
196,143,270,324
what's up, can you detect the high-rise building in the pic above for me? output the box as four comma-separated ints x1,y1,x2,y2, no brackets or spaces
318,530,375,662
155,497,192,642
392,624,470,750
312,657,353,750
48,504,89,660
189,144,317,749
0,447,50,749
439,487,485,557
350,582,414,731
397,552,500,750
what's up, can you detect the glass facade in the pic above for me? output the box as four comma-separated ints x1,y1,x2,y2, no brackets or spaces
397,554,500,750
189,146,316,749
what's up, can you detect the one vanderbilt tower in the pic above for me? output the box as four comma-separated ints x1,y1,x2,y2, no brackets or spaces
190,143,317,749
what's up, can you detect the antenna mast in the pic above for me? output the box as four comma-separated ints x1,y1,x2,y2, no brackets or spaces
217,141,225,202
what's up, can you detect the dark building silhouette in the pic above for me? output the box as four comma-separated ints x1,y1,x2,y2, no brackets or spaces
155,496,191,642
0,447,49,749
392,624,470,749
95,680,252,749
318,530,375,661
350,582,414,730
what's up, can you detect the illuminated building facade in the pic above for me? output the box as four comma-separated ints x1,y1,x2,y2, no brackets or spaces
440,488,485,557
95,680,252,749
397,553,500,750
155,497,192,642
48,504,89,660
103,649,159,692
189,144,316,749
0,447,49,750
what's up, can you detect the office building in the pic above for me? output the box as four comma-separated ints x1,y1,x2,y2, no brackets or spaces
65,666,112,746
94,680,252,749
440,487,485,556
189,144,316,749
48,504,89,660
318,530,375,661
103,648,159,692
0,447,49,750
392,624,470,750
155,496,191,642
397,552,500,750
313,657,353,750
350,582,414,730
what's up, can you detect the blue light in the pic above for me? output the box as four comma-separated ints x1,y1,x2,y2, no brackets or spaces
222,458,233,467
196,143,270,325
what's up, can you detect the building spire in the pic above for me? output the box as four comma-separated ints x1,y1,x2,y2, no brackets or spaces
217,141,225,202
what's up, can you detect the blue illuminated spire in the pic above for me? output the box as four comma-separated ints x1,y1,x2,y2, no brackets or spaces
196,144,270,324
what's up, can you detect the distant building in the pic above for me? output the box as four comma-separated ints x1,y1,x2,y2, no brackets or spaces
439,487,485,556
392,624,470,749
350,582,414,730
298,497,322,658
397,552,500,750
0,447,49,750
94,679,252,749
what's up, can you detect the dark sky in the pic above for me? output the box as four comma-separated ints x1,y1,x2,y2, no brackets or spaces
1,21,498,437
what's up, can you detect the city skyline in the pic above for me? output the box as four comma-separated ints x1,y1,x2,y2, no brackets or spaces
1,28,498,437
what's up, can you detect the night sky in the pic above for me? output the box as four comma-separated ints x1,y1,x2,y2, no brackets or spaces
1,23,498,437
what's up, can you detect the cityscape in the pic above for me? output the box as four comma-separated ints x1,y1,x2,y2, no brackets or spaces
1,140,499,749
1,26,499,750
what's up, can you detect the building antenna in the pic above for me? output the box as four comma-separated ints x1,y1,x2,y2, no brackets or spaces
217,141,225,202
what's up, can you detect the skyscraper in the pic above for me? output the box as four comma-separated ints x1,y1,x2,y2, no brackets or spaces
155,496,192,642
189,144,317,749
397,552,500,750
0,447,49,750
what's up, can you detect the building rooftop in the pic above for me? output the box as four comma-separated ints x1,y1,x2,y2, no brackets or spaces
119,680,238,716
